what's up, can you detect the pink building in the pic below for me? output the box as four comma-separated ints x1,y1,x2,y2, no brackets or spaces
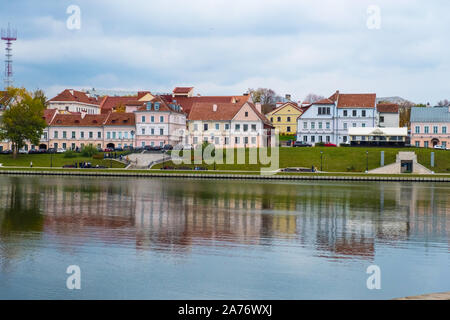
410,106,450,149
134,96,186,148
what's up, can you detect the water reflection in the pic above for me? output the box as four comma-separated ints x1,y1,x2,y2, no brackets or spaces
0,177,448,262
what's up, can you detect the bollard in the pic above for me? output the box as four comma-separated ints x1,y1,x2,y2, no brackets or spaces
380,151,384,167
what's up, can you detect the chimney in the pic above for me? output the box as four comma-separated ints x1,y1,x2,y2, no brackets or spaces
285,94,291,101
255,103,262,113
213,104,217,112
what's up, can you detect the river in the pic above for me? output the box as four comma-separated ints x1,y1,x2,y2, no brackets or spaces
0,176,448,299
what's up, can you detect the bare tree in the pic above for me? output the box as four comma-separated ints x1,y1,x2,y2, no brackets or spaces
248,88,282,113
303,93,325,103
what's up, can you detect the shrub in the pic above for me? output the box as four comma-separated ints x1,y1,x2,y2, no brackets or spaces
81,145,98,157
315,142,325,147
63,150,77,158
92,154,103,160
346,165,356,172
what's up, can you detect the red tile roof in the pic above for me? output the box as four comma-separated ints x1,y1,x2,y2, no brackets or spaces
104,112,136,126
188,102,243,121
377,103,399,113
335,93,376,109
313,98,335,105
50,113,108,127
172,95,250,115
43,109,57,124
136,96,185,114
173,87,194,94
99,96,138,114
48,89,100,105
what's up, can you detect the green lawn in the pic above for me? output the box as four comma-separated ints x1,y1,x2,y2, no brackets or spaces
0,153,126,168
154,147,450,173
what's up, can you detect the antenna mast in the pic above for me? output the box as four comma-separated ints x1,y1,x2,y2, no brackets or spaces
1,23,17,89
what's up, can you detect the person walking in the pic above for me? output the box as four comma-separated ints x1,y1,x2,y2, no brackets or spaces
30,161,33,168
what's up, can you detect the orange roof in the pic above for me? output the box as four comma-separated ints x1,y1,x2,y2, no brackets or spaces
173,95,250,115
188,102,243,121
377,103,399,113
48,89,100,105
99,96,138,114
334,93,376,109
313,98,335,105
136,96,185,114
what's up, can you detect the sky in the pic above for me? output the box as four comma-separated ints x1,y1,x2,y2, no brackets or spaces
0,0,449,103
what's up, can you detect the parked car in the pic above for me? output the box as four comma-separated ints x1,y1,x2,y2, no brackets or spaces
0,149,12,154
114,147,124,152
28,149,40,154
293,141,312,147
144,145,162,151
324,143,337,147
56,148,66,153
18,149,28,154
163,144,173,151
182,144,193,150
104,148,114,152
47,148,57,154
433,145,447,150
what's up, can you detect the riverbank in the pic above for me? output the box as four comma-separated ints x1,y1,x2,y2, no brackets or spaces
395,292,450,300
1,167,450,182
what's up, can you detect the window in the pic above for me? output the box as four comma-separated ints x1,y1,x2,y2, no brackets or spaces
72,131,76,139
433,126,438,134
194,124,198,131
362,110,366,117
442,141,447,148
124,132,128,139
270,117,273,122
215,123,219,130
71,143,75,150
112,132,116,139
193,137,198,144
424,126,429,134
319,136,323,142
326,136,330,142
224,137,229,145
160,141,163,147
277,117,281,122
415,126,420,134
424,141,429,148
352,110,357,117
326,122,330,129
415,141,420,147
118,132,122,139
225,123,230,130
98,132,101,139
141,128,145,135
160,128,164,135
303,136,308,142
245,111,248,117
303,122,307,129
89,132,93,139
62,143,67,149
343,136,347,143
141,142,145,147
243,124,248,132
251,124,256,131
311,136,315,142
235,137,240,144
380,116,384,123
160,116,164,123
151,116,155,122
287,117,291,122
287,126,291,132
235,124,240,131
43,132,48,140
244,137,249,144
141,116,145,122
215,137,220,144
63,131,67,139
311,122,315,129
318,122,322,129
251,137,256,144
362,123,366,128
151,128,154,135
107,132,111,139
442,126,447,134
81,132,84,138
204,123,208,131
343,110,348,117
352,123,357,128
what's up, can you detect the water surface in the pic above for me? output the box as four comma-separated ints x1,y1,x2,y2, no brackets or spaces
0,176,449,299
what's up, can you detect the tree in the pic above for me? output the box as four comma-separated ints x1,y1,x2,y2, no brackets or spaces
0,88,47,158
115,103,126,113
398,101,415,128
248,88,282,113
303,93,325,103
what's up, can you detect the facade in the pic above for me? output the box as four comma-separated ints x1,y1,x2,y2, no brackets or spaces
267,102,303,134
103,112,136,149
47,89,101,114
187,101,273,148
348,127,407,147
377,103,400,127
410,106,450,149
134,96,186,148
297,91,377,145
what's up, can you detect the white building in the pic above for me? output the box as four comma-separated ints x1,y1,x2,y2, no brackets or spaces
47,89,101,114
376,103,400,128
297,91,377,145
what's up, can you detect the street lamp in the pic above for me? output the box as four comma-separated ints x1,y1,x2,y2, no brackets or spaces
130,130,135,149
320,151,323,172
366,151,369,173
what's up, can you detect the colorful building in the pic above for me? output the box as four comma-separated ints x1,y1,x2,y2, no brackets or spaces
410,106,450,149
267,102,303,135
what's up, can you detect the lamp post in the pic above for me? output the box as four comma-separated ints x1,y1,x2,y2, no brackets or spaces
131,130,135,150
320,151,323,172
366,150,369,173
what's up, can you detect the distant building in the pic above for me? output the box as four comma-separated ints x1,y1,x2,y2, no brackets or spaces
410,106,450,149
377,103,399,127
47,89,101,114
348,127,407,147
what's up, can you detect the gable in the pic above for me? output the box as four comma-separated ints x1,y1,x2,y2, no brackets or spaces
269,103,303,116
233,103,261,121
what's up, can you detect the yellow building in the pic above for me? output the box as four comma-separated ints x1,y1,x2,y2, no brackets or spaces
267,102,303,134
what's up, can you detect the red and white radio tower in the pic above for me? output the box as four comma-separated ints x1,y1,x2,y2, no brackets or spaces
1,23,17,89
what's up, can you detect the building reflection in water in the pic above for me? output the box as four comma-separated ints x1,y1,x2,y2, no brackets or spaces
0,177,448,261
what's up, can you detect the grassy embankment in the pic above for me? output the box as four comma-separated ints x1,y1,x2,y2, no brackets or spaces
154,147,450,173
0,153,126,168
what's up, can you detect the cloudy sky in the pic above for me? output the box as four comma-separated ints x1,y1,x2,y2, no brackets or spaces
1,0,449,103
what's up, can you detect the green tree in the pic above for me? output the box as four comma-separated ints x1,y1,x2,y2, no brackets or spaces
0,88,47,158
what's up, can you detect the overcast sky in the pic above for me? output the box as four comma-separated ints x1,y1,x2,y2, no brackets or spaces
1,0,449,103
